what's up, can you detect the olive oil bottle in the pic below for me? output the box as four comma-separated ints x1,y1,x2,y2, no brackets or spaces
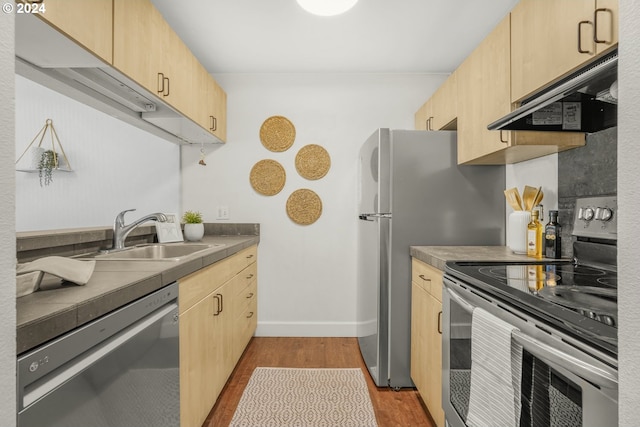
527,209,543,259
545,210,562,259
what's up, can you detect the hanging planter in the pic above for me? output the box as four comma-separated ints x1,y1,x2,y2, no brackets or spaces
16,119,73,186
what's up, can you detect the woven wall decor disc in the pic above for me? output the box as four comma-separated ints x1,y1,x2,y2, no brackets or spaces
259,116,296,152
250,159,286,196
295,144,331,180
286,189,323,225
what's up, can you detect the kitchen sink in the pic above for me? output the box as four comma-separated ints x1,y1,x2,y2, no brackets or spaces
86,243,224,261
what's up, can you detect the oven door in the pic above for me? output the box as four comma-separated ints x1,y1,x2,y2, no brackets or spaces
442,275,618,427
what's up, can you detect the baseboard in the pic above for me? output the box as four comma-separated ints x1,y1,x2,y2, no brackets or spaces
255,321,358,337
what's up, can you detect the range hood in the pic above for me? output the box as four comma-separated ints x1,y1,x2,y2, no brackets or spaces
14,13,223,145
488,50,618,133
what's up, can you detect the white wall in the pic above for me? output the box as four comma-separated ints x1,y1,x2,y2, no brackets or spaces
0,9,16,425
181,73,445,336
505,155,557,235
15,76,181,231
618,1,640,424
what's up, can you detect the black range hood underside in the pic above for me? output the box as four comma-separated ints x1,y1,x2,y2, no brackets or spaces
489,49,618,133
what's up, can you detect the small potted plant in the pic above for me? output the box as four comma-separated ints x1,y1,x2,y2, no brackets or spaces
182,210,204,241
37,149,58,187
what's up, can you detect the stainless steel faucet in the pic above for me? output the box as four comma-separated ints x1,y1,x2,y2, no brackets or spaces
112,209,167,250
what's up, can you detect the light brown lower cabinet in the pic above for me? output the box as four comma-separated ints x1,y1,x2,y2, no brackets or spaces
179,245,258,427
411,258,444,427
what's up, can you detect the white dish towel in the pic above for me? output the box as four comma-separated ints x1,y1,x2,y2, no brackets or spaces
466,307,523,427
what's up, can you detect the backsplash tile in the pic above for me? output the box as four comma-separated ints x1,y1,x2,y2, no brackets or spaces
557,127,617,258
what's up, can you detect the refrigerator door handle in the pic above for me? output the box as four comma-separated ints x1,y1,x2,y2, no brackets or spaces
358,213,392,221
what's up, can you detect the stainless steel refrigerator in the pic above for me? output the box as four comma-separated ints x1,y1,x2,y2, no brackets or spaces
356,129,505,388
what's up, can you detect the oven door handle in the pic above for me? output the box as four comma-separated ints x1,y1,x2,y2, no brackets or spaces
512,331,618,390
445,286,618,390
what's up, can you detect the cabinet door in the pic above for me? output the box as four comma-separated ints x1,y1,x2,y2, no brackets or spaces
410,282,429,394
511,0,598,102
431,71,457,131
180,295,216,427
30,0,113,63
411,279,445,427
195,64,228,142
113,0,166,96
213,281,234,399
425,292,444,427
595,0,618,54
414,100,433,131
456,46,483,164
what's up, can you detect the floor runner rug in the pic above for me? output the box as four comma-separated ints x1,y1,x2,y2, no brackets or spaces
229,367,378,427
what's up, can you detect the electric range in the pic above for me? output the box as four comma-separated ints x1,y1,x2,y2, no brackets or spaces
445,196,618,358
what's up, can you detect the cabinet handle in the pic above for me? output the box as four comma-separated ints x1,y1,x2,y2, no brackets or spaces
577,20,594,54
418,274,431,282
246,254,254,259
437,311,443,335
246,292,254,299
500,130,508,144
594,8,613,44
213,294,221,316
164,76,170,97
157,73,165,95
210,116,217,132
246,274,254,279
218,293,223,313
246,311,254,319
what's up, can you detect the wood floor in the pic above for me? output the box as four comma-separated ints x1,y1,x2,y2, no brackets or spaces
203,337,435,427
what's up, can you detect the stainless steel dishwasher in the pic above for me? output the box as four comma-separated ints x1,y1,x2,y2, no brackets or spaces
17,282,180,427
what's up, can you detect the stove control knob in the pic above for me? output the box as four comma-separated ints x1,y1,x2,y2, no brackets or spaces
583,207,595,221
600,207,614,221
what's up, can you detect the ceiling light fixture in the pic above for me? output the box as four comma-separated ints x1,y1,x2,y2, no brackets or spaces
296,0,358,16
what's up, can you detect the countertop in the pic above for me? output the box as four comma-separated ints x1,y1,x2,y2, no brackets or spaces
17,234,259,354
410,245,552,271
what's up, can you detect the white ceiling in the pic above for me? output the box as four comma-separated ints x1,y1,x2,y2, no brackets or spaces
151,0,519,74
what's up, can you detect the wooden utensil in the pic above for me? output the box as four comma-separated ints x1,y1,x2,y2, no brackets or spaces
504,188,523,211
530,186,543,212
533,187,544,207
522,185,538,211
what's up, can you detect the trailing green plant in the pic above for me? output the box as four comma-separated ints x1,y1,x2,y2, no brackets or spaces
182,210,203,224
38,150,58,187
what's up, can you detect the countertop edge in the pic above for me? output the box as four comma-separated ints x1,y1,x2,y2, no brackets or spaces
410,245,546,271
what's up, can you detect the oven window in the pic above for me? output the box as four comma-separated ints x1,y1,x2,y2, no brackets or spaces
447,299,583,427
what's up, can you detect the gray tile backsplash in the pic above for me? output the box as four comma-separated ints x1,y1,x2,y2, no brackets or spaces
557,126,617,258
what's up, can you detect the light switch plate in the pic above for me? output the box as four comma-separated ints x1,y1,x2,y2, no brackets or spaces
217,206,230,220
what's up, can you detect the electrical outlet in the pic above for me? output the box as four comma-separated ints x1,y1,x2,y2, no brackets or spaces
217,206,230,220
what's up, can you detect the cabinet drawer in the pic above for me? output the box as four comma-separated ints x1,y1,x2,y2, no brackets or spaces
236,297,257,349
179,245,257,314
412,258,433,292
234,280,257,317
412,258,443,302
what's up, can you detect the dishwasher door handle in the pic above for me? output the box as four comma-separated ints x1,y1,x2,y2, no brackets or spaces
20,302,177,410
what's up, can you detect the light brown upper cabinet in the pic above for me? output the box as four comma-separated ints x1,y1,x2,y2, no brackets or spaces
25,0,113,64
112,0,227,142
113,0,191,113
415,71,457,131
511,0,618,103
457,14,584,165
195,62,228,142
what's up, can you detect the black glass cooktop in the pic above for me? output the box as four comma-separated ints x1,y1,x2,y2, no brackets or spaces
445,261,618,357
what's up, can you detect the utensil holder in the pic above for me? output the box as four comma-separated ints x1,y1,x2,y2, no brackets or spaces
508,211,531,254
